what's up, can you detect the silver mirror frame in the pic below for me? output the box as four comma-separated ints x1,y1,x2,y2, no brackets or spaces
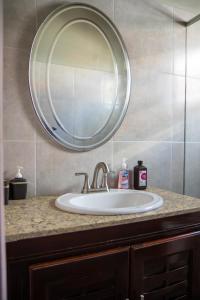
29,3,131,151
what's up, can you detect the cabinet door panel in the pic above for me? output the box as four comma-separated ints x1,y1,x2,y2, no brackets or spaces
131,233,200,300
29,247,129,300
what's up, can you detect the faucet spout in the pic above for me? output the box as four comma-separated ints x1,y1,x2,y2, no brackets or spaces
91,162,109,192
75,162,110,194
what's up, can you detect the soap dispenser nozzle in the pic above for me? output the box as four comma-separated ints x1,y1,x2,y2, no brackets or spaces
16,166,23,179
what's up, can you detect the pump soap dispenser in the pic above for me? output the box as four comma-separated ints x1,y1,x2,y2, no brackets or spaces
9,166,27,200
118,158,129,189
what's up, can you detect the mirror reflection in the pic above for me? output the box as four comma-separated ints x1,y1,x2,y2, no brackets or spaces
49,21,117,138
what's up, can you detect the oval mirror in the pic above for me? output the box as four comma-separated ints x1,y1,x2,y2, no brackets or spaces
29,4,131,151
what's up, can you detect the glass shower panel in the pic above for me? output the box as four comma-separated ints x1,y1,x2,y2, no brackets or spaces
185,20,200,197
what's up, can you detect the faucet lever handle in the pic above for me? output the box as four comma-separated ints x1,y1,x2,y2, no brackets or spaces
75,172,88,177
75,173,90,194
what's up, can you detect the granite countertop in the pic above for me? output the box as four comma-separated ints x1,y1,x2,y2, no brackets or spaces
5,188,200,242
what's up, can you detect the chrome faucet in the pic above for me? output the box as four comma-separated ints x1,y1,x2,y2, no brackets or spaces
75,162,110,194
74,172,90,194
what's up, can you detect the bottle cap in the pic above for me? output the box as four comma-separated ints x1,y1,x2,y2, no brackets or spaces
138,160,143,166
15,166,23,179
122,158,127,169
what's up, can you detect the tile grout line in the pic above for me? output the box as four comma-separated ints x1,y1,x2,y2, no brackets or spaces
2,140,187,144
172,7,175,75
3,140,36,143
111,138,114,170
35,0,39,30
171,8,174,147
112,140,184,144
113,0,115,22
170,141,173,192
34,139,37,197
3,45,31,53
186,75,200,80
170,7,175,191
183,26,188,195
170,6,173,191
32,0,38,200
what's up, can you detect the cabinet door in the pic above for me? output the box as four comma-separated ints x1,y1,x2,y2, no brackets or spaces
131,233,200,300
29,247,129,300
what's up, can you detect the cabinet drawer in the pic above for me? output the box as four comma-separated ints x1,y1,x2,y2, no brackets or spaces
131,233,200,300
29,247,130,300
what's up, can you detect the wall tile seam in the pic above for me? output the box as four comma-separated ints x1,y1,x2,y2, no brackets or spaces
172,73,181,144
3,140,36,143
34,0,38,33
183,25,188,195
172,6,188,78
111,139,114,171
172,7,175,76
185,142,200,144
34,138,37,197
169,138,173,190
132,69,185,77
173,72,186,78
112,141,184,144
166,4,174,75
186,75,200,80
3,45,31,53
129,67,186,78
23,141,186,145
112,0,115,22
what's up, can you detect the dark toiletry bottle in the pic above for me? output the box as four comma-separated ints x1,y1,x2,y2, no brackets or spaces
4,180,9,205
134,161,147,190
9,166,27,200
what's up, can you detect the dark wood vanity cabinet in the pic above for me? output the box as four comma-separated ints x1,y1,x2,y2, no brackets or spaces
131,233,200,300
29,247,129,300
7,213,200,300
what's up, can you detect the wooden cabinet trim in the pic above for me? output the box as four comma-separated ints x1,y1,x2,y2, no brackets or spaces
132,231,200,250
29,246,130,272
29,246,130,300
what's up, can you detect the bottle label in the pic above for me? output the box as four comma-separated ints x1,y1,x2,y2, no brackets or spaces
139,170,147,187
118,170,129,189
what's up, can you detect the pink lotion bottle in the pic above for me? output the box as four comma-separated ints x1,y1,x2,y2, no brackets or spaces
118,158,129,189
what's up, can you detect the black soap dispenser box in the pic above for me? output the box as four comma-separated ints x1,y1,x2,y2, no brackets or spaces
9,166,27,200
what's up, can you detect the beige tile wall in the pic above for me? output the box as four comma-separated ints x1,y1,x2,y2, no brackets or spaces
3,0,187,196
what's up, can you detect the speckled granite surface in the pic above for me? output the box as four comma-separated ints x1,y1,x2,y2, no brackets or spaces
5,188,200,242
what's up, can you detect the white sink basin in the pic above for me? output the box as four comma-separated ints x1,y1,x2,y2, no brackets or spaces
55,189,163,215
